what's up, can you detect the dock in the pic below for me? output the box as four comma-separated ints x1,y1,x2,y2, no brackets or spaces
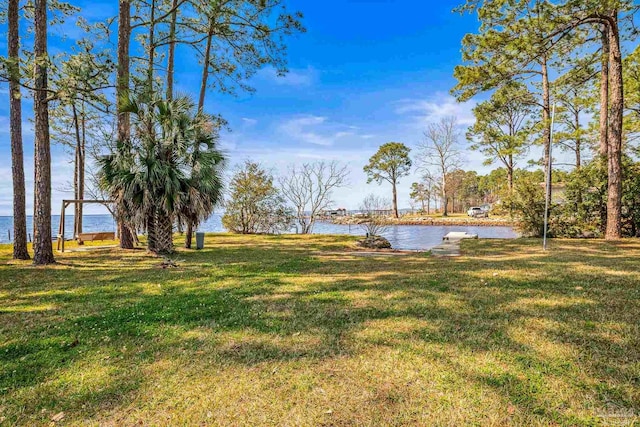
431,232,478,257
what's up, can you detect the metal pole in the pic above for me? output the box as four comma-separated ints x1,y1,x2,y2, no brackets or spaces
543,103,556,251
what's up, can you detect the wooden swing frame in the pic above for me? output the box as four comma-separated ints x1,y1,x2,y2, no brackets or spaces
56,199,115,252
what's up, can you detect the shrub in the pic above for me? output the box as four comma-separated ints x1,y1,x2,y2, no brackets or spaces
222,161,294,234
509,156,640,238
508,176,547,237
358,194,391,236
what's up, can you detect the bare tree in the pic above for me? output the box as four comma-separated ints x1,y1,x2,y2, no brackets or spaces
418,116,463,217
279,161,349,234
359,194,391,237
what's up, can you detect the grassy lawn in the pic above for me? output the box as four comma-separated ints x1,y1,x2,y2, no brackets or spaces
1,234,639,425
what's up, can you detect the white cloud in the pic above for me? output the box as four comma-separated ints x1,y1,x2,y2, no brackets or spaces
277,115,374,147
395,93,477,128
241,117,258,126
334,131,355,138
279,115,333,146
0,116,34,136
0,155,73,215
256,66,318,87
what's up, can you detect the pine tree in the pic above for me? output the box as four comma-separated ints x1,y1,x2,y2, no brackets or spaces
8,0,30,260
33,0,55,265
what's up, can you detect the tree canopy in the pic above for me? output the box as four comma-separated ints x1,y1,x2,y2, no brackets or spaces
364,142,412,218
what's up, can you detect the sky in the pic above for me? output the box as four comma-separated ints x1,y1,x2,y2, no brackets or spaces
0,0,550,216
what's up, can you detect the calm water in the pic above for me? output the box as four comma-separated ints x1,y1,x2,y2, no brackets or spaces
0,214,517,250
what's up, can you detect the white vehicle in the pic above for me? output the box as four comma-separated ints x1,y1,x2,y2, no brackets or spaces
467,206,488,218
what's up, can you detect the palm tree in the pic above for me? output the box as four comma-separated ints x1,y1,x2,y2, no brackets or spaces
178,114,226,249
99,94,225,254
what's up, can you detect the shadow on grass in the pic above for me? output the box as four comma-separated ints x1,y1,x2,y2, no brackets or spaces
0,234,638,424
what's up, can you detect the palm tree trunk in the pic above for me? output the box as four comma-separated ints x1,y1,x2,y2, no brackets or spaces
119,221,134,248
154,211,174,254
9,0,29,260
147,211,157,252
33,0,55,265
184,222,193,248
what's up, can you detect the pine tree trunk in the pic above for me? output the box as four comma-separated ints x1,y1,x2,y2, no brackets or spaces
117,0,131,140
199,20,215,111
154,211,174,254
392,180,399,218
9,0,29,260
441,173,448,217
605,12,623,240
541,56,551,177
78,102,85,234
73,142,81,242
599,24,610,158
33,0,55,265
147,0,156,94
117,0,135,250
540,56,553,233
72,104,83,241
574,108,581,170
166,0,178,100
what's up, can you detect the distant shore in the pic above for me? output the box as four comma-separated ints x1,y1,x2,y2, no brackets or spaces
330,215,516,227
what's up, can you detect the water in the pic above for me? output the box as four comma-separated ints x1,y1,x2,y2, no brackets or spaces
0,214,517,250
0,215,119,243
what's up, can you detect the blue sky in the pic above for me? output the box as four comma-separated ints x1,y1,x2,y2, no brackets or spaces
0,0,537,215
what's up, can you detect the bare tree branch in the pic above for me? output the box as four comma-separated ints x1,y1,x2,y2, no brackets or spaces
279,161,350,234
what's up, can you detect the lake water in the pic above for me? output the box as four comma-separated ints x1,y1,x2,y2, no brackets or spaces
0,214,518,251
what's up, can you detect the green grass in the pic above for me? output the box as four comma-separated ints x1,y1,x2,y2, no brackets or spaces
1,234,639,425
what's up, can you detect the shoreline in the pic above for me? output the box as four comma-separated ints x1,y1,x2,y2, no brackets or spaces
330,216,516,227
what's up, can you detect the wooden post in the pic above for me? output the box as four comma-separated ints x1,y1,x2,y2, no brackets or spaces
57,200,65,251
56,199,116,252
61,202,67,252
